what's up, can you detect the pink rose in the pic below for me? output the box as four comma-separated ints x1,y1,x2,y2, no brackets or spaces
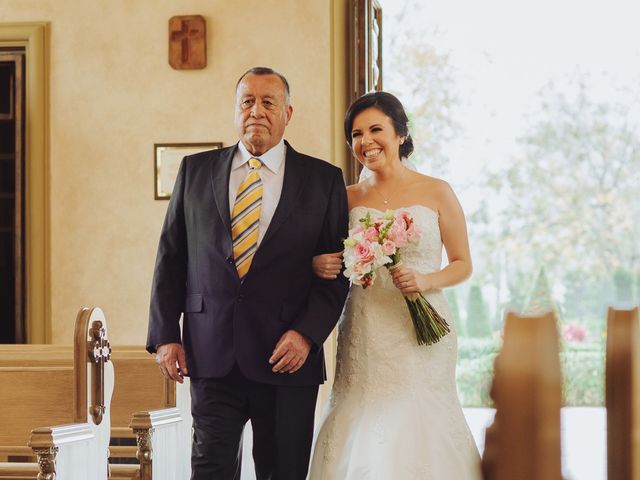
355,243,374,263
381,239,396,255
364,226,379,243
387,221,408,247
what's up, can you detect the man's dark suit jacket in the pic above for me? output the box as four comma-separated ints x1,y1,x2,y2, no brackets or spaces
147,141,349,386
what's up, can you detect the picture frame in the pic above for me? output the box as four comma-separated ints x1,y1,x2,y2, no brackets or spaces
154,142,222,199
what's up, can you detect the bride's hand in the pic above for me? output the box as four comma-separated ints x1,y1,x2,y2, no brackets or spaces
312,251,343,279
390,267,432,294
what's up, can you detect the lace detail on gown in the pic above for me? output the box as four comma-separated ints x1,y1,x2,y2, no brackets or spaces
309,205,481,480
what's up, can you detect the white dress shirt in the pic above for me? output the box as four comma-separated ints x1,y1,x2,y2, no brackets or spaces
229,140,286,246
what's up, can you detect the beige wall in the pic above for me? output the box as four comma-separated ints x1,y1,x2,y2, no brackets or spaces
0,0,349,344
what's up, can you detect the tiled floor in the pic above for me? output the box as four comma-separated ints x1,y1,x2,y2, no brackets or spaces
240,407,606,479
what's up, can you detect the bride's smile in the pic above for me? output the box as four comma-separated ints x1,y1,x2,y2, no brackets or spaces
363,148,382,158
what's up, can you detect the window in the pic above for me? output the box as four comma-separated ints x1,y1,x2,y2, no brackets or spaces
378,0,640,407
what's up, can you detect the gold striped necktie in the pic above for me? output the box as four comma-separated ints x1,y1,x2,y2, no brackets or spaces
231,157,263,281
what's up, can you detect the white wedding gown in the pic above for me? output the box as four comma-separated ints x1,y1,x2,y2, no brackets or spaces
309,205,482,480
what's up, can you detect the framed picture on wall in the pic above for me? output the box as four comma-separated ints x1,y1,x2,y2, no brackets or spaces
154,142,222,199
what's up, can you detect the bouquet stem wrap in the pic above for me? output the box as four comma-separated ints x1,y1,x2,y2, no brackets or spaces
389,263,450,346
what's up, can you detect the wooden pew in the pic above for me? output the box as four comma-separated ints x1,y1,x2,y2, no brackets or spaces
0,306,115,479
481,311,562,480
606,306,640,480
0,344,176,460
0,344,174,448
0,309,192,479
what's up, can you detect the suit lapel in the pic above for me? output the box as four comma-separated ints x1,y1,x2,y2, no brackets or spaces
210,145,237,242
259,142,308,248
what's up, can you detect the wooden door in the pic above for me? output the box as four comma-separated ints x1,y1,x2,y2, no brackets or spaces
0,50,25,343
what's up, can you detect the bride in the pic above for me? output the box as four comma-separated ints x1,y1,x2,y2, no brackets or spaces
308,92,481,479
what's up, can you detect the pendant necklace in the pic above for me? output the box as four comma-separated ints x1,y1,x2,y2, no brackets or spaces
370,167,405,206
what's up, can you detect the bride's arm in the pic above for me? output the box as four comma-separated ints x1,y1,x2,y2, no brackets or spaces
311,184,360,280
431,182,473,287
391,181,472,294
312,251,344,279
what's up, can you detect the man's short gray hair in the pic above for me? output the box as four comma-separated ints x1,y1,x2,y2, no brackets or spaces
235,67,291,104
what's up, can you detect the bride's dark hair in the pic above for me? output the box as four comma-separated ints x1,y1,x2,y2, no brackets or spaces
344,91,414,158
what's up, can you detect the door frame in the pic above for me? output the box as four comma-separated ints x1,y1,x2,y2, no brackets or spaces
0,22,49,343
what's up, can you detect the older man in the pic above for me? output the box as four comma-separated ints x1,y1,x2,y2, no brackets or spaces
147,67,349,479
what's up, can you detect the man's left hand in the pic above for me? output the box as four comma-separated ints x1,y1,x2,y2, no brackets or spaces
269,329,312,374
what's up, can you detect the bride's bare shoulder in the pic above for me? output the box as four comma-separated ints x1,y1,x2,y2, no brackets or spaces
405,171,459,212
407,170,452,193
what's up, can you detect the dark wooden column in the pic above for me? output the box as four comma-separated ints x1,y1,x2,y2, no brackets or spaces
348,0,383,184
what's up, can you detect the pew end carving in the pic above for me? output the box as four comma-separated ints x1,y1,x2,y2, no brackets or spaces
36,307,113,479
127,377,192,480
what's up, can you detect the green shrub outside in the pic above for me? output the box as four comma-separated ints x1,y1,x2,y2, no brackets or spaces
559,343,604,405
445,289,464,336
455,337,605,407
456,337,500,407
465,285,492,338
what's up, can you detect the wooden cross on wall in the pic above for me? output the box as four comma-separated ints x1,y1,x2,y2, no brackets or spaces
169,15,207,70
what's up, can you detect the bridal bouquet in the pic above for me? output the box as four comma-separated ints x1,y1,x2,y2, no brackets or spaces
342,209,450,346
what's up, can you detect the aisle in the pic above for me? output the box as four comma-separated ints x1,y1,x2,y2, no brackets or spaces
239,407,606,479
